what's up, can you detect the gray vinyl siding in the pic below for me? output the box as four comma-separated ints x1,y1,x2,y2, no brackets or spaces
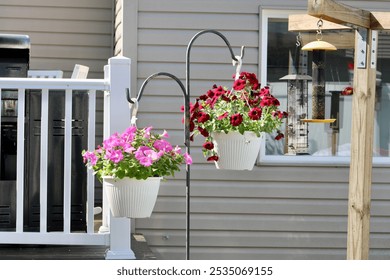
0,0,113,78
117,0,390,260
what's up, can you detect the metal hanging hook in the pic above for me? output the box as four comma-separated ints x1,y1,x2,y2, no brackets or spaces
316,19,324,41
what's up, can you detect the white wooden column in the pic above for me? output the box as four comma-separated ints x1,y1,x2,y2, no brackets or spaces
103,56,135,260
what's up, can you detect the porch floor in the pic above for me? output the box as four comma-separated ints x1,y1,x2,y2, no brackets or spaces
0,214,158,260
0,233,157,260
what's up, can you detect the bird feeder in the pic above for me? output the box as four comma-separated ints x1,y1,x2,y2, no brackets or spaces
280,74,311,155
301,19,337,123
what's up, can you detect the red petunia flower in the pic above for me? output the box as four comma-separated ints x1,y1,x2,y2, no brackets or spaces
342,86,353,95
198,126,209,137
259,87,270,96
248,107,262,120
203,141,214,150
230,113,243,126
197,112,210,123
233,79,246,90
260,96,272,107
213,86,226,96
275,132,284,140
242,72,259,90
199,94,208,101
207,90,215,99
189,120,195,132
207,155,219,162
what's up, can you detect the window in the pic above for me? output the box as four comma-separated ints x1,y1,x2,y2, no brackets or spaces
259,9,390,166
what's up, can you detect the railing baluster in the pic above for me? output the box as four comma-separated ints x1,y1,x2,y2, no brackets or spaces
63,89,73,233
87,90,96,233
40,89,49,233
16,88,25,233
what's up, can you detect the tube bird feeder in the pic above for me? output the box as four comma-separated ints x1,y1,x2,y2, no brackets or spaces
301,19,337,123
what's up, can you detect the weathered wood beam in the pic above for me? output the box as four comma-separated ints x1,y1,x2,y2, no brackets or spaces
307,0,371,29
347,29,376,260
289,14,351,31
371,12,390,30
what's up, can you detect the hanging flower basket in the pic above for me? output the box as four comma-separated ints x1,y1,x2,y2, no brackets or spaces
212,131,263,170
184,71,287,169
103,176,162,218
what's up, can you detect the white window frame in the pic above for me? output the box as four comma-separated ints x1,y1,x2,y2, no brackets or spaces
257,7,390,167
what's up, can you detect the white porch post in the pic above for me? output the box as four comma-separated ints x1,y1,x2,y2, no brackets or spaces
102,56,135,260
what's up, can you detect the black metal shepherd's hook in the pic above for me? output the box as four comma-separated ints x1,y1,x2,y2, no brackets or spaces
184,29,244,260
126,29,244,260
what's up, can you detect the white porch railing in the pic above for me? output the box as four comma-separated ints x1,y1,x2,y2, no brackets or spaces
0,56,134,259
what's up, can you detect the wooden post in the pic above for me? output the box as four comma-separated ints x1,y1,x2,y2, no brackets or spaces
304,0,386,259
347,29,376,260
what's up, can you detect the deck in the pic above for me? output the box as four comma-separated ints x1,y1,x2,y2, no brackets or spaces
0,233,157,260
0,214,158,260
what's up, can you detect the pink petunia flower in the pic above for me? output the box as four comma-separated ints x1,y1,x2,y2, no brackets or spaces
184,153,193,165
153,139,173,152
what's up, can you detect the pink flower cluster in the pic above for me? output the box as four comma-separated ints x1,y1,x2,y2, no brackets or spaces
83,126,192,168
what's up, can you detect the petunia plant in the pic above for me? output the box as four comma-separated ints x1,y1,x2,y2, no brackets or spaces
185,71,287,162
82,126,192,181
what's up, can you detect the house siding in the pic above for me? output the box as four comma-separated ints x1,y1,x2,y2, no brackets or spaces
0,0,113,78
117,0,390,260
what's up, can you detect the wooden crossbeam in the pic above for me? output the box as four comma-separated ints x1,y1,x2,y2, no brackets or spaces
289,14,351,31
307,0,390,30
371,12,390,30
308,0,371,28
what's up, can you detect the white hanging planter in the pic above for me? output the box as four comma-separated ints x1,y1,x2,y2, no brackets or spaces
103,176,162,218
211,131,263,170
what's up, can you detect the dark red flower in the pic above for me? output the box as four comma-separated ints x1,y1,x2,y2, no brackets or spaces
199,94,208,101
221,95,231,102
260,96,272,107
233,79,246,90
272,97,280,106
197,112,210,123
342,86,353,95
207,90,215,99
230,113,243,126
190,120,195,132
198,126,209,137
203,141,214,150
275,132,284,141
242,72,259,90
273,110,287,119
213,86,226,96
207,155,219,162
248,107,262,120
260,87,270,96
260,95,279,107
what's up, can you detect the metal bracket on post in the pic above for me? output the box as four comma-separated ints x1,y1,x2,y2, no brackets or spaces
357,28,368,69
370,30,378,69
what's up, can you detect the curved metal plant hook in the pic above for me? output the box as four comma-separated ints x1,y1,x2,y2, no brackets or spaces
186,29,245,97
126,72,187,104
